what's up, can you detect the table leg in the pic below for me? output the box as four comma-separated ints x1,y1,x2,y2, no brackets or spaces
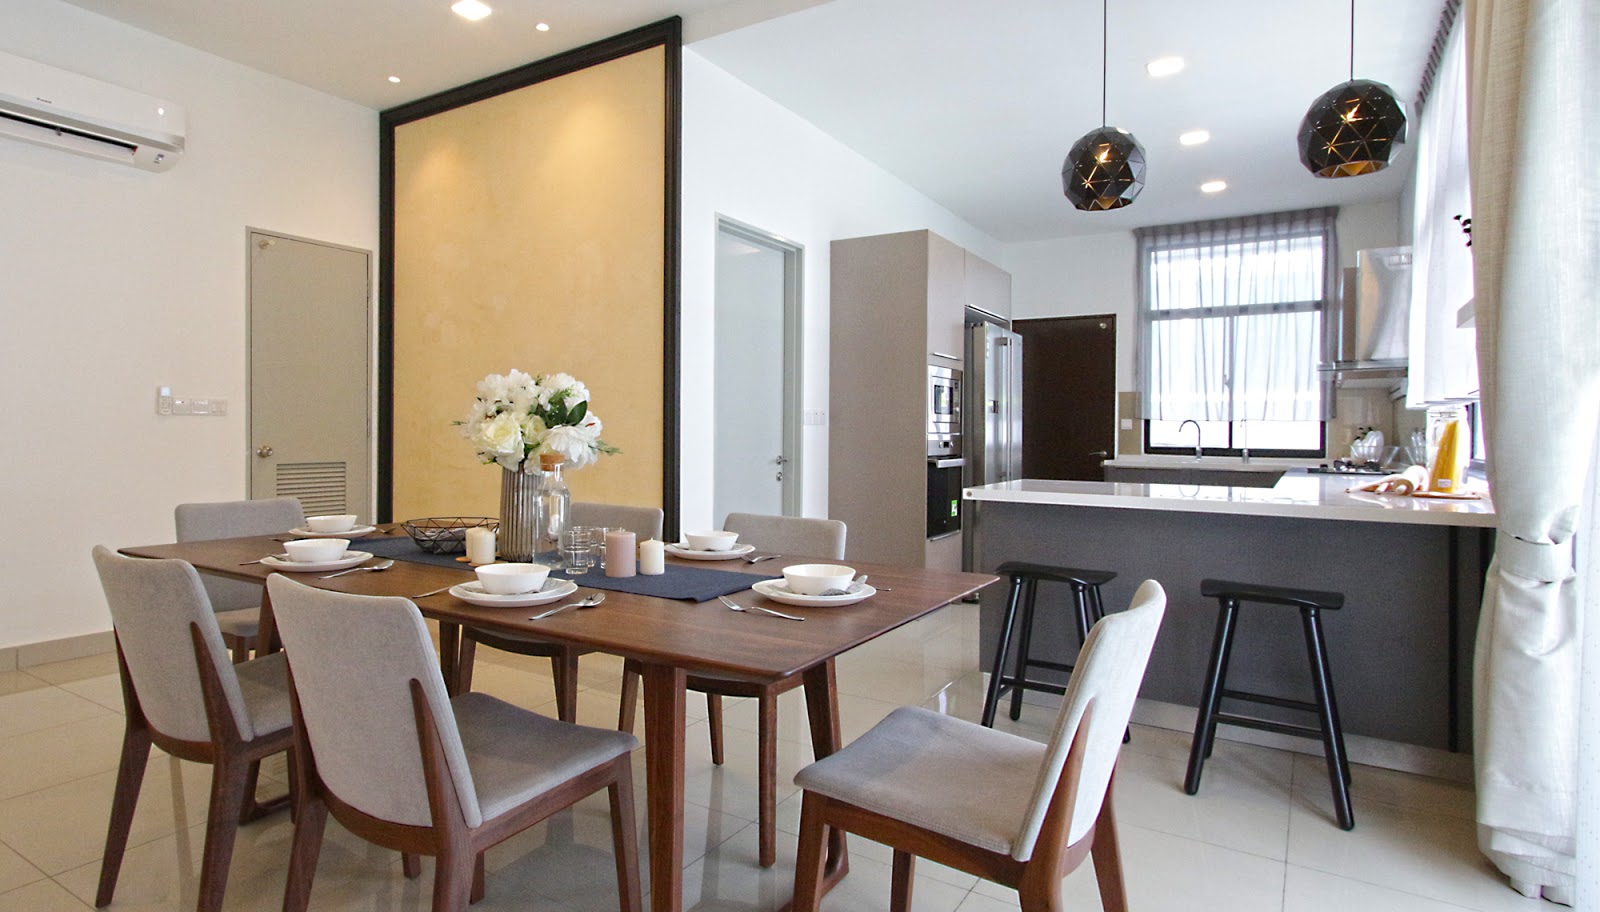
642,662,687,912
257,587,281,655
438,622,462,697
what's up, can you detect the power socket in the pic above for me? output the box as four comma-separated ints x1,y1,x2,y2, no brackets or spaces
171,398,194,415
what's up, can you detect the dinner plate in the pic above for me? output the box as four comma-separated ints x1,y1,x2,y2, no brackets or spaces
449,578,579,608
665,543,756,561
288,525,377,538
752,578,877,607
260,551,374,573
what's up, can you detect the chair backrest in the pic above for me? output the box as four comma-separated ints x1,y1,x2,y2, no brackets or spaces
90,546,258,742
266,575,482,829
572,502,663,540
722,513,846,560
1012,579,1165,860
175,497,305,613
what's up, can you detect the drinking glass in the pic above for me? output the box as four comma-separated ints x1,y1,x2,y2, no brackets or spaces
560,527,597,576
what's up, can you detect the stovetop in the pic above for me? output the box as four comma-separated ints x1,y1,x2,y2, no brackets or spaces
1307,460,1389,475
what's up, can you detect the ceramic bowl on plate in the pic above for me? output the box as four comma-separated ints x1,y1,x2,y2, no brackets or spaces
283,538,350,563
684,530,739,552
305,514,358,533
475,562,551,595
782,563,854,597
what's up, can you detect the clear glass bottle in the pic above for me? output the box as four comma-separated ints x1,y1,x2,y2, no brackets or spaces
534,452,570,560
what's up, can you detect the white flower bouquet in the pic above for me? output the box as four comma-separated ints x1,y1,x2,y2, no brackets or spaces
459,370,618,472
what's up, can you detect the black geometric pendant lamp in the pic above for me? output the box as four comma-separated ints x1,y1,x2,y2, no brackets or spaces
1063,0,1146,210
1298,0,1407,177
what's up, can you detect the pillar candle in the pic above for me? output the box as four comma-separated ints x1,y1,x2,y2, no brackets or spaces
605,530,637,578
639,539,666,575
466,527,496,565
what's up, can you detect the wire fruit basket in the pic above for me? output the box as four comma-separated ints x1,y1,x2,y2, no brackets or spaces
401,517,498,555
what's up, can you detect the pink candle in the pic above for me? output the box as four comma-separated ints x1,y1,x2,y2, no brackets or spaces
605,530,636,578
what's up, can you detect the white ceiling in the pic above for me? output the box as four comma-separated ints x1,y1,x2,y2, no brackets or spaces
60,0,1445,243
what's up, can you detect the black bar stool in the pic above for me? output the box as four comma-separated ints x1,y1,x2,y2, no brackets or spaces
980,562,1116,728
1184,579,1354,830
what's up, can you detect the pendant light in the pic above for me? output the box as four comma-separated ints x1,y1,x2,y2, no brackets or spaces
1297,0,1407,177
1062,0,1145,210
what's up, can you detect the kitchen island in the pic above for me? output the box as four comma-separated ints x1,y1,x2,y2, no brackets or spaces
964,473,1495,763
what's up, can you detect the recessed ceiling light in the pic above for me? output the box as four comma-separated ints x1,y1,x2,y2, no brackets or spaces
1146,56,1186,78
387,75,401,84
451,0,492,22
535,22,550,31
1200,180,1228,193
1179,129,1210,146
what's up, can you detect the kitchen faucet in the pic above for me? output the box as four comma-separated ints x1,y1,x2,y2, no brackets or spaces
1179,419,1203,460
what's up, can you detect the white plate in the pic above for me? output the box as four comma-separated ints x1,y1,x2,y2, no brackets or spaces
260,551,374,573
752,578,877,607
289,525,377,538
665,543,756,561
449,578,579,608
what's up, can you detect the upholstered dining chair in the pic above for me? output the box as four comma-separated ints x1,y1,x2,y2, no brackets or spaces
454,502,664,716
175,496,305,662
618,512,848,867
789,580,1166,912
91,546,295,912
267,575,642,912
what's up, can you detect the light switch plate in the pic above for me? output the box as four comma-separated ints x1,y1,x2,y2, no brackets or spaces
1120,418,1133,430
157,386,172,416
803,409,827,426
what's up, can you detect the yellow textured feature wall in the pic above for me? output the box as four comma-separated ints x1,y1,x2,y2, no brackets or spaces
391,47,666,520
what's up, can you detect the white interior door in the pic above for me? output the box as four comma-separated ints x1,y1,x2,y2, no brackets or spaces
713,219,801,524
249,231,372,520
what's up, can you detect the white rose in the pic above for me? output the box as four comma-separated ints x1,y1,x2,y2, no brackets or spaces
543,424,597,468
473,412,525,461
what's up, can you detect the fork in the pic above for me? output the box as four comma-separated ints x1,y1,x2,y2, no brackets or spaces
529,593,604,621
744,553,780,564
719,595,804,621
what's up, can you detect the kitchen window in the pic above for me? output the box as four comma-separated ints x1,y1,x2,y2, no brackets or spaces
1136,207,1336,457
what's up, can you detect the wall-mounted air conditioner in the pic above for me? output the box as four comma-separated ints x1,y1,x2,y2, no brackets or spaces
0,50,185,172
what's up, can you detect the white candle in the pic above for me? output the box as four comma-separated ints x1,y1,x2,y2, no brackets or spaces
605,530,637,578
639,539,665,575
466,527,496,565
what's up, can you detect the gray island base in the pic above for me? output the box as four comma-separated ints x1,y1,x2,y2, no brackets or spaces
965,475,1495,773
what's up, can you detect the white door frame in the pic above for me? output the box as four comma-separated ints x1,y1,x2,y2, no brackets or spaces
715,215,803,516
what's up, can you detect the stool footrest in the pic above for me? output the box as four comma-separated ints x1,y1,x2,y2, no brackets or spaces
996,678,1068,697
1219,689,1320,714
1022,659,1076,675
1212,712,1326,741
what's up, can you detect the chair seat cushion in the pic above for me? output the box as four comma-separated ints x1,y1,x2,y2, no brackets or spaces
453,693,638,823
794,706,1044,855
215,607,260,640
234,651,292,738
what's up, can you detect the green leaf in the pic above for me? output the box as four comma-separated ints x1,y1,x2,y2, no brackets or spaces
568,400,587,425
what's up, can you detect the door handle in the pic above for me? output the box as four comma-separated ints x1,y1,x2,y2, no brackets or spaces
256,445,274,458
775,455,788,465
1087,451,1108,459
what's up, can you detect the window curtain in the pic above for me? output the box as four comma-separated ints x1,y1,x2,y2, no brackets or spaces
1465,0,1600,903
1136,208,1336,423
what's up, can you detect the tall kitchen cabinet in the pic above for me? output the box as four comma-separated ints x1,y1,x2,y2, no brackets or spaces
830,229,1010,568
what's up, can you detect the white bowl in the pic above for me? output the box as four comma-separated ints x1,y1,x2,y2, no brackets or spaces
476,562,551,595
283,538,350,563
782,563,855,597
685,530,739,552
306,514,358,533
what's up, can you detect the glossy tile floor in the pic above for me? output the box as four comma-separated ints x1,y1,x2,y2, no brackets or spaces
0,602,1545,911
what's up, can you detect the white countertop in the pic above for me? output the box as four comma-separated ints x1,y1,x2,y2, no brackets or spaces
964,472,1496,528
1102,454,1322,472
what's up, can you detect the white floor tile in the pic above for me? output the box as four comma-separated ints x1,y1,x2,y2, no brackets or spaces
0,686,115,739
0,844,44,895
0,879,92,912
1283,863,1483,912
0,715,125,801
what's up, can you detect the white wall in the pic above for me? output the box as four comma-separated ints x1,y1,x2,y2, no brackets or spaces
0,0,377,652
1004,197,1404,391
679,49,1003,530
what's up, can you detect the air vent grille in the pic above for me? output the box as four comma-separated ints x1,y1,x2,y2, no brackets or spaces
276,462,346,516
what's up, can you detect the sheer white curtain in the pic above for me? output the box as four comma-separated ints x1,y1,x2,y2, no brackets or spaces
1136,208,1335,422
1465,0,1600,903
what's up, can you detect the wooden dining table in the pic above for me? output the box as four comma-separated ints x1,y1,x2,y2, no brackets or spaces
121,533,996,912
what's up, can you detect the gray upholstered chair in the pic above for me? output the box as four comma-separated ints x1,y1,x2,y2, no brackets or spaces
267,575,641,912
90,546,295,912
790,581,1167,912
175,497,305,662
618,512,847,867
454,502,664,717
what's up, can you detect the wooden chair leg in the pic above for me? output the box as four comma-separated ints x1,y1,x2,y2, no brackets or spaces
608,767,643,912
617,661,640,733
470,853,486,904
889,850,915,912
238,760,263,822
757,694,777,867
456,638,478,694
1090,784,1128,912
551,653,579,724
283,792,328,912
196,756,252,912
433,848,476,912
707,694,725,766
791,792,829,912
401,853,422,879
96,721,152,907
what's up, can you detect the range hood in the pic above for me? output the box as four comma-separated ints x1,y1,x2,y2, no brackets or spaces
1320,246,1412,387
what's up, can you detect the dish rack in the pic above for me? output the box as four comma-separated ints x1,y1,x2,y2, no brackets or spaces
401,517,498,554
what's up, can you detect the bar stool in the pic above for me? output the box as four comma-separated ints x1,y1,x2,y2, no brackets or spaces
1184,578,1354,830
981,561,1116,728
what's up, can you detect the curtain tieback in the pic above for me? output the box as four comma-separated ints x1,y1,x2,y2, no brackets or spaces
1495,534,1575,584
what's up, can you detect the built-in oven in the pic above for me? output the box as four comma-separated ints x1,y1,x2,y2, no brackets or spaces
927,457,965,538
927,365,962,458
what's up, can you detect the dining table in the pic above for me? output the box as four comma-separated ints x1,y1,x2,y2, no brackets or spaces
121,531,996,912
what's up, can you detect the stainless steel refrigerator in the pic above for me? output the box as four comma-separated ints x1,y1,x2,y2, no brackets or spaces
963,322,1023,569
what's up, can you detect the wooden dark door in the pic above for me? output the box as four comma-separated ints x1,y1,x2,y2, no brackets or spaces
1015,315,1117,481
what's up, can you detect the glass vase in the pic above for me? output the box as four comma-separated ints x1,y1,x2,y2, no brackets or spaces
534,453,570,560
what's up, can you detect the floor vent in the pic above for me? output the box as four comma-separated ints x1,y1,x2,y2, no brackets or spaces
276,462,346,516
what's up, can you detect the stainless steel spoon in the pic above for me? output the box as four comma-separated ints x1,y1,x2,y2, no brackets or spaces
320,559,396,579
529,593,605,620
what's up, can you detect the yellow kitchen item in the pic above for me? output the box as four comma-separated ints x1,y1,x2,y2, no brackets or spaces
1426,419,1465,493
